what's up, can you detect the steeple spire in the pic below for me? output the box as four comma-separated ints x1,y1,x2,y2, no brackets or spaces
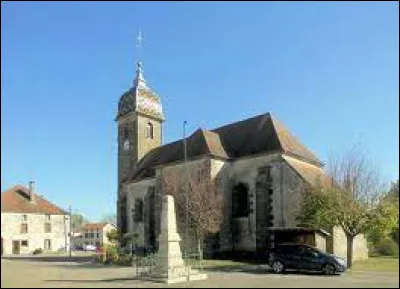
116,29,164,121
134,61,148,90
133,29,147,89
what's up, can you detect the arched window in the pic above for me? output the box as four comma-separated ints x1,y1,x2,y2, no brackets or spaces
232,183,249,218
146,122,154,139
134,199,143,222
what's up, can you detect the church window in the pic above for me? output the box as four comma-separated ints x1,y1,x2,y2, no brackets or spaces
123,127,130,150
119,197,128,234
123,127,129,140
232,183,249,218
134,198,143,222
146,122,154,139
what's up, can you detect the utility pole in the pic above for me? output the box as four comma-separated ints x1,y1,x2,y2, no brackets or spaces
183,120,189,255
69,205,72,259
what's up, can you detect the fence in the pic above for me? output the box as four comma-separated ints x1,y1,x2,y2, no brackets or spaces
133,250,205,278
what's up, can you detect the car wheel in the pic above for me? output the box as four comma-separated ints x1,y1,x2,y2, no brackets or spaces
272,261,285,273
322,264,336,275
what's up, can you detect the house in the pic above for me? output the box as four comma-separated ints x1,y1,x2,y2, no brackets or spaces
115,60,368,262
1,182,70,255
72,222,116,249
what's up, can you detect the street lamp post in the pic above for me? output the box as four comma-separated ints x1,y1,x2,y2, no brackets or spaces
183,120,189,255
69,206,72,259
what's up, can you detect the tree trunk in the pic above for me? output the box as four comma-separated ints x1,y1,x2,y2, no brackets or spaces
346,234,354,268
197,238,203,261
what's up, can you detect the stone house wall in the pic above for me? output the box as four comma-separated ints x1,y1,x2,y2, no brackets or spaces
1,212,70,255
328,226,369,262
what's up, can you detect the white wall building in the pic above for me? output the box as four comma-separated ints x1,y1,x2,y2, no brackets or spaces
72,223,116,249
1,182,70,255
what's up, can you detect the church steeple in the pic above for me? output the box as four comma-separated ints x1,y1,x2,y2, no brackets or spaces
134,61,147,89
116,30,165,185
116,60,164,121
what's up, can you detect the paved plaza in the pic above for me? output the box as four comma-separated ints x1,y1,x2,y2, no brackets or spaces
1,256,399,288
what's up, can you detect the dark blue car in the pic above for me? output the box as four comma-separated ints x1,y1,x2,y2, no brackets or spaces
268,243,347,275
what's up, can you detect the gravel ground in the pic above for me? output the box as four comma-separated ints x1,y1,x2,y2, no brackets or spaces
1,257,399,288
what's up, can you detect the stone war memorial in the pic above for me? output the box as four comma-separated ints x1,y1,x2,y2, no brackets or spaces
140,194,207,284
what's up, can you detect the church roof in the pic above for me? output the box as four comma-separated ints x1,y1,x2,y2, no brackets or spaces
116,62,164,121
282,155,332,187
127,113,323,182
1,185,67,215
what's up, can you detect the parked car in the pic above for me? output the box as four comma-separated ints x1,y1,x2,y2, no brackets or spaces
84,244,97,251
268,243,347,275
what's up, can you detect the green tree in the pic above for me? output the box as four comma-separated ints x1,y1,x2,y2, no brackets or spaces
106,229,120,244
298,145,387,268
71,213,89,232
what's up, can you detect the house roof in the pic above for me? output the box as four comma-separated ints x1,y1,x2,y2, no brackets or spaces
267,227,331,237
81,222,114,231
127,112,323,182
1,185,67,215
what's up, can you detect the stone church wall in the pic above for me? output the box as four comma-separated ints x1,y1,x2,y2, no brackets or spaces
227,152,281,251
218,153,308,252
125,178,156,247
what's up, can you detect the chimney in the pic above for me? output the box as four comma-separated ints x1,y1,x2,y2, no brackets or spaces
29,181,36,203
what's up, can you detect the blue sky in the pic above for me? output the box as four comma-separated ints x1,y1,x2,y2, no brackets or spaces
1,2,398,221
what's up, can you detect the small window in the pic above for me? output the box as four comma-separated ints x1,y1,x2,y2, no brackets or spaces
21,240,28,247
134,199,144,222
96,233,100,238
21,215,27,222
85,233,89,239
123,127,129,139
146,122,154,139
44,222,51,233
45,214,51,221
20,223,28,233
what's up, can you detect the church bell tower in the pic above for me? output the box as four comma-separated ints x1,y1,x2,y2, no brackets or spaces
116,61,165,186
115,31,165,235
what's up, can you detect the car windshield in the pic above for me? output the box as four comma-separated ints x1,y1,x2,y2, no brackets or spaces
303,246,323,255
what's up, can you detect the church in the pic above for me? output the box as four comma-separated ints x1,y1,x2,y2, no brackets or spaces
115,60,368,261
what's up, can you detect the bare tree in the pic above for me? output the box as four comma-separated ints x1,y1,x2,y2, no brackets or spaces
299,145,386,268
161,163,224,258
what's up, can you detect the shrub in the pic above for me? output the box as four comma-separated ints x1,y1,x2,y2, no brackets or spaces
375,239,399,256
117,254,133,266
105,245,119,263
32,248,43,255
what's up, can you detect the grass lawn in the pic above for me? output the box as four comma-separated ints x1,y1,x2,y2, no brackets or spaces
350,256,399,273
198,259,250,269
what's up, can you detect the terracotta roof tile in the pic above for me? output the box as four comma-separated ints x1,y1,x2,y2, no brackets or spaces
1,185,67,215
82,222,111,231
